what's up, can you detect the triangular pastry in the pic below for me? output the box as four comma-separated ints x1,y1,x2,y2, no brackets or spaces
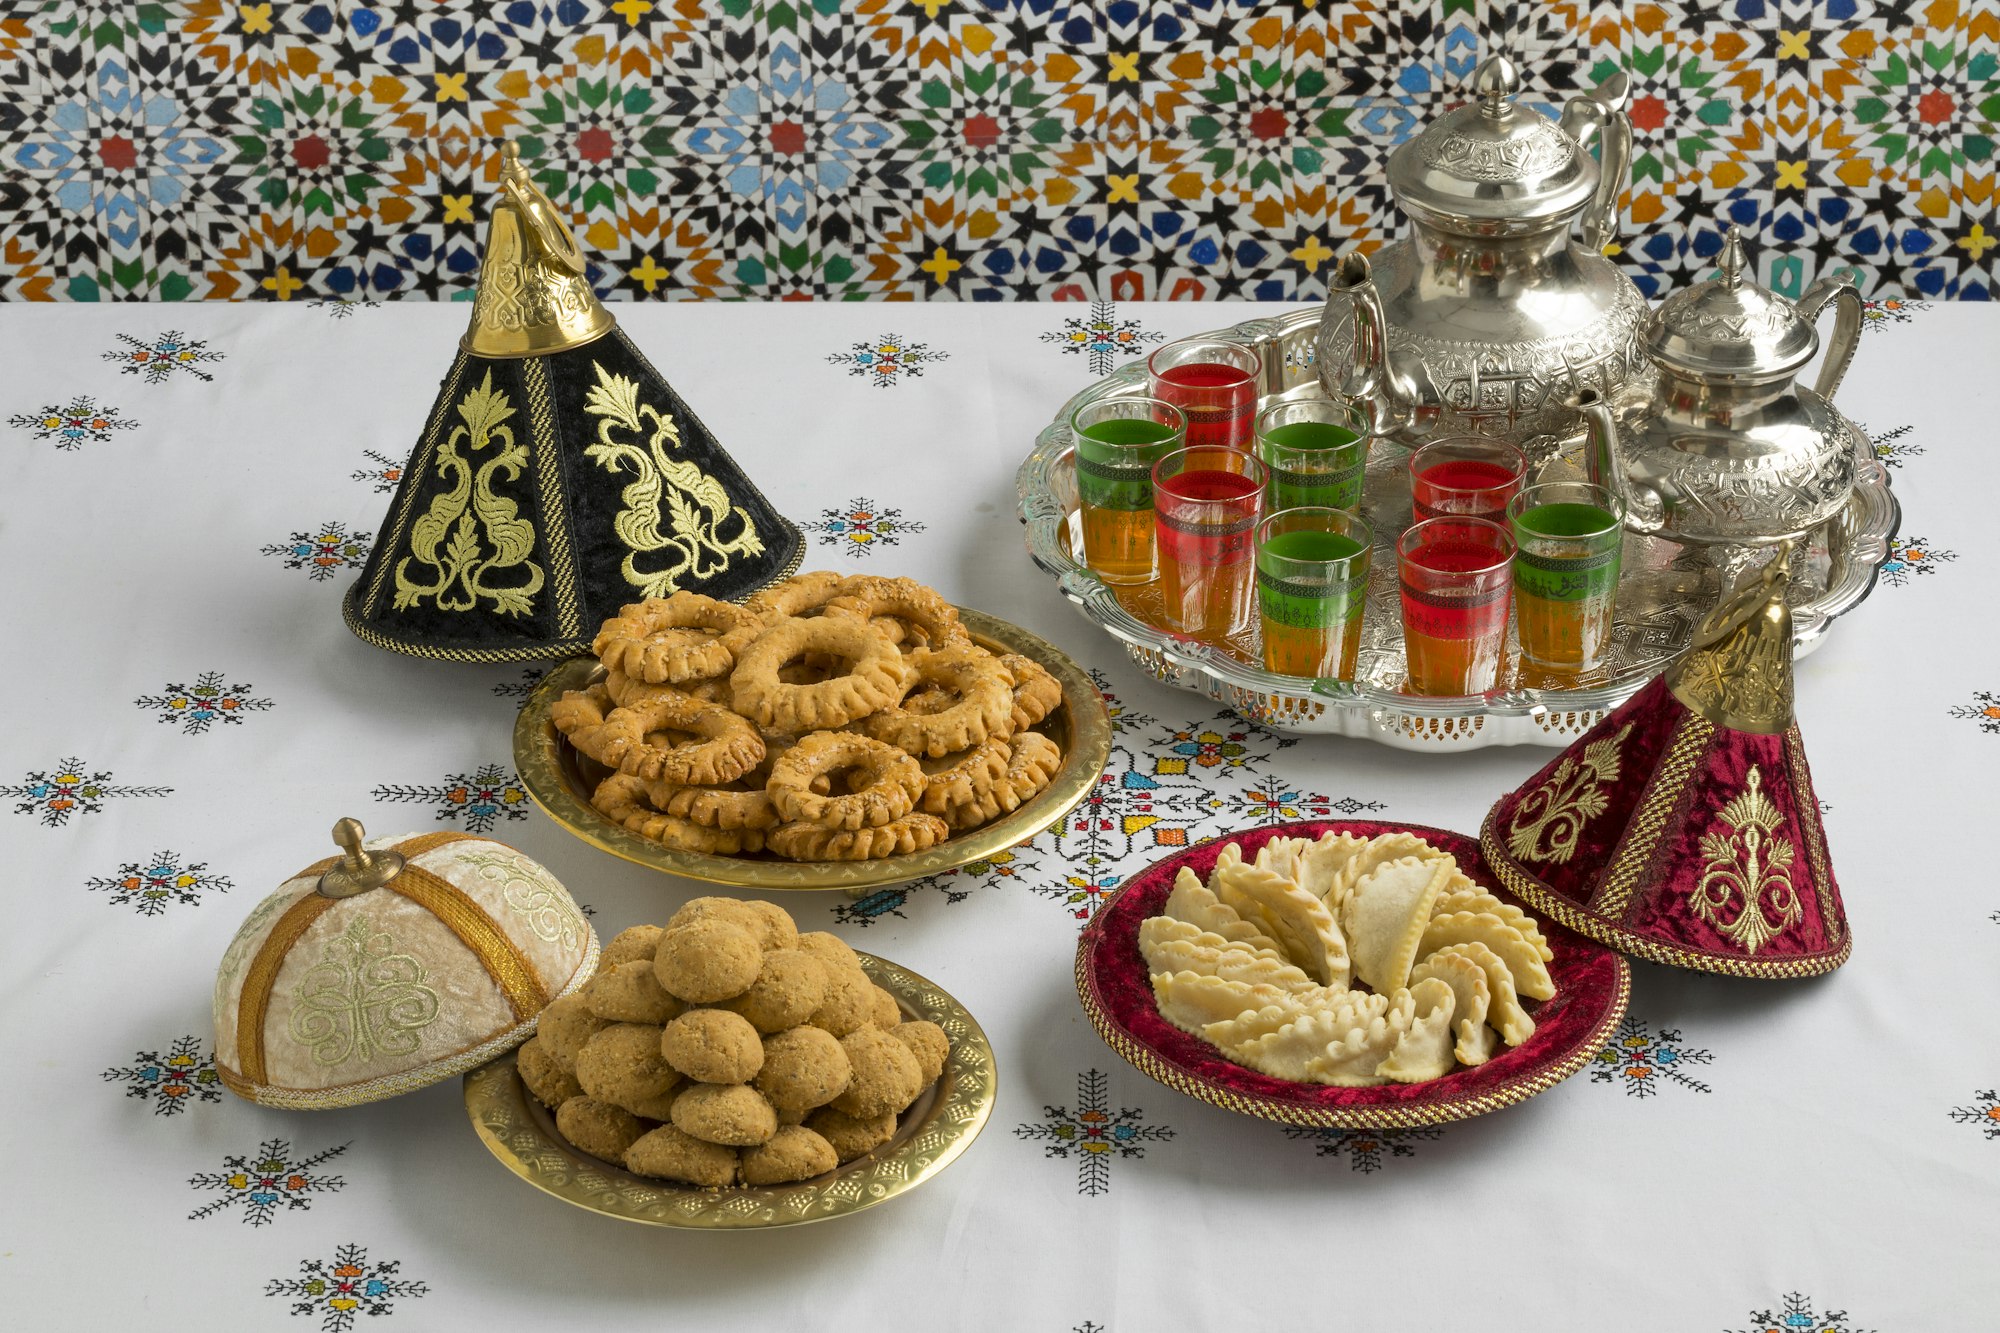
1423,942,1534,1047
1162,867,1284,954
1342,855,1455,994
1376,977,1458,1083
1138,914,1285,969
1203,1002,1312,1050
1210,857,1350,988
1418,911,1556,1001
1324,831,1441,914
1434,885,1555,963
1409,950,1497,1066
1143,934,1323,998
1296,832,1371,903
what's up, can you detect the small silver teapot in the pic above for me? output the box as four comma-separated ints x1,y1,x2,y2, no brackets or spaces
1317,52,1649,447
1572,227,1863,545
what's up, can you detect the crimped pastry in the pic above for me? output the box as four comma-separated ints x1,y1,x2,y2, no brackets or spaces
916,736,1010,815
729,615,905,732
569,692,765,786
591,775,767,854
999,652,1064,732
862,646,1015,757
766,731,924,831
823,575,971,651
768,812,950,862
593,592,764,683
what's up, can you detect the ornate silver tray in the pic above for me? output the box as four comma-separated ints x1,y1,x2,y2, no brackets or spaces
1016,307,1898,752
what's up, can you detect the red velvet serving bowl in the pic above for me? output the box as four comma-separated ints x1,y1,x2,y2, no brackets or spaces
1076,819,1632,1128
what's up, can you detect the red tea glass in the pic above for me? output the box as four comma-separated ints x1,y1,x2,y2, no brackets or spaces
1148,340,1262,449
1408,436,1529,524
1396,516,1516,696
1152,446,1268,644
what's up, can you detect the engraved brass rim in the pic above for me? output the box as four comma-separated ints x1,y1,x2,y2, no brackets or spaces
1076,820,1633,1129
513,606,1112,893
1480,806,1852,979
462,953,995,1227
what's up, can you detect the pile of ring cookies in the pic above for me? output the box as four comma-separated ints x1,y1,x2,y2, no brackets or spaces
549,571,1067,861
519,897,950,1187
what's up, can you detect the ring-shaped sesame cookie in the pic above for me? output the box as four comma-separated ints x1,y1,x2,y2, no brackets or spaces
550,682,615,742
593,593,764,684
916,735,1010,815
942,732,1063,830
766,731,925,831
729,615,904,732
571,691,765,785
767,811,951,861
592,775,766,854
605,669,730,709
1000,651,1065,733
824,576,971,651
862,646,1015,758
641,777,781,832
744,570,847,621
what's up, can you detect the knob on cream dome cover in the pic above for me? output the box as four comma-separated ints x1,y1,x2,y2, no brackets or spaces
214,821,598,1109
1480,548,1850,979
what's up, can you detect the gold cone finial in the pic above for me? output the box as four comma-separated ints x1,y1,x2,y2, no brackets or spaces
462,141,616,358
1667,544,1796,734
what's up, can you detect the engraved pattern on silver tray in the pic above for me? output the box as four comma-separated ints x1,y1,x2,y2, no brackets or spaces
1018,306,1899,752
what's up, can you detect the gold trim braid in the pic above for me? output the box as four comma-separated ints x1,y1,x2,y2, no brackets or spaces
523,356,582,640
388,864,550,1020
236,885,340,1085
1786,726,1844,946
392,831,482,859
1592,711,1714,921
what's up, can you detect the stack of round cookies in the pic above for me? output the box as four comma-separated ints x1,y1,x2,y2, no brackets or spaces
550,572,1067,862
517,897,949,1187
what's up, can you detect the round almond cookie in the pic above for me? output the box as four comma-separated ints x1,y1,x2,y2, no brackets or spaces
625,1123,739,1187
653,919,763,1004
716,949,828,1034
599,924,666,969
753,1025,852,1121
659,1008,765,1084
613,1082,686,1123
891,1020,950,1086
581,960,684,1025
555,1096,649,1165
740,1125,839,1186
868,983,902,1029
830,1026,924,1120
537,992,611,1074
796,931,860,973
805,1106,899,1164
576,1023,681,1108
668,896,766,936
672,1083,779,1147
516,1036,583,1109
740,900,800,952
806,965,878,1038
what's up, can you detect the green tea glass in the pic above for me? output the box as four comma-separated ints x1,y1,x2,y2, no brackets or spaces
1507,481,1626,671
1255,400,1371,514
1255,506,1374,680
1071,397,1186,585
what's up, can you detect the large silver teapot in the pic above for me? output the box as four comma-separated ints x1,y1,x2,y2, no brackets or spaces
1317,53,1649,447
1573,227,1862,546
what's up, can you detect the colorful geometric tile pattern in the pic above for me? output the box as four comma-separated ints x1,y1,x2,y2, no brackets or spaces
3,3,1993,303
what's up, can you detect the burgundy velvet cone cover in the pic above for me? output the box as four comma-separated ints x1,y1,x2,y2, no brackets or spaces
1479,555,1850,979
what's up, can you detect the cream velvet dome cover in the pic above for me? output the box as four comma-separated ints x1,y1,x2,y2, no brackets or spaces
214,821,598,1110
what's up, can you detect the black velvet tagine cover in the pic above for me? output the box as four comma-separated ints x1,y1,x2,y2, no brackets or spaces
342,144,801,663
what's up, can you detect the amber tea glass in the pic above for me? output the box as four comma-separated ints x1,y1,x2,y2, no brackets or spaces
1408,436,1529,524
1508,481,1625,672
1149,340,1262,450
1070,397,1187,586
1396,516,1515,695
1152,446,1267,644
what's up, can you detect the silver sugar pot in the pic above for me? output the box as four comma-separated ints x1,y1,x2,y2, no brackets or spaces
1317,52,1649,448
1572,226,1863,546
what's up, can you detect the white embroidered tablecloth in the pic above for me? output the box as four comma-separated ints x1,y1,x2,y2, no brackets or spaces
2,298,1992,1331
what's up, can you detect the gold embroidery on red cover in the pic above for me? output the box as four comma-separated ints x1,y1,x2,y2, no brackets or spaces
1504,723,1632,864
1689,765,1801,955
1593,712,1714,921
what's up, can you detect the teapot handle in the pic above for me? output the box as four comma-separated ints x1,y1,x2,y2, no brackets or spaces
1561,71,1631,252
1794,273,1862,401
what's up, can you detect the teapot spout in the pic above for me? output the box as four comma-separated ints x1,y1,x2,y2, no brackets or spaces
1569,387,1659,534
1319,250,1414,436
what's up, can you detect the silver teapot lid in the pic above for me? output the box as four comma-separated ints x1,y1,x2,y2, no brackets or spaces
1646,228,1820,379
1387,53,1597,229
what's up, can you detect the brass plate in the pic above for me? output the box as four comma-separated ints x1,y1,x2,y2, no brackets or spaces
463,954,994,1228
513,606,1112,894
